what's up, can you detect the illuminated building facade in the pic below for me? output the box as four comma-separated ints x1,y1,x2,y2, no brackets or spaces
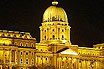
0,30,36,69
0,1,104,69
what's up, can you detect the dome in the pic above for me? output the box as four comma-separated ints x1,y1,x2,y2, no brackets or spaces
43,1,68,22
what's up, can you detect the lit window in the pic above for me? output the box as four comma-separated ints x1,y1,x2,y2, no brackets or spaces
20,43,23,46
62,35,64,40
62,29,64,32
20,52,23,55
44,36,46,40
8,34,11,37
14,42,17,46
41,49,43,51
26,52,28,55
20,34,22,37
20,59,23,64
24,36,27,38
32,59,34,64
25,43,28,47
52,29,55,32
32,52,33,55
31,43,34,47
13,35,16,38
46,58,48,61
26,58,28,64
52,35,55,39
1,33,5,37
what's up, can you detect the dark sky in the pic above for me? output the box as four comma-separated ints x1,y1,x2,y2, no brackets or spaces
0,0,104,47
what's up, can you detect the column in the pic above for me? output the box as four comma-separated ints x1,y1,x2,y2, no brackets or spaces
3,49,5,64
9,49,12,64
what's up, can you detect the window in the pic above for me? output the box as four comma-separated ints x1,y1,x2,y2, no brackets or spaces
20,43,23,46
32,59,34,64
13,35,16,38
47,28,49,30
44,36,46,40
8,34,11,37
52,29,55,32
32,52,33,55
31,43,34,47
1,33,5,37
58,28,60,33
24,35,27,38
62,29,64,32
26,58,28,64
25,43,28,47
62,35,64,40
20,59,23,64
52,35,55,39
26,52,28,55
58,23,60,25
46,58,48,61
41,49,43,51
20,52,23,55
14,42,17,46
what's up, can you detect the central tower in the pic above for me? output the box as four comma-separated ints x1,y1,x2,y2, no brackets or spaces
40,1,71,45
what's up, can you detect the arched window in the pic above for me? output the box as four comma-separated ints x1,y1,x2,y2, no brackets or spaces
45,30,46,32
20,58,23,64
62,35,64,40
8,34,11,37
52,35,55,39
46,58,48,61
26,58,28,64
1,33,5,37
32,59,34,64
20,43,23,46
14,42,17,46
13,34,16,38
52,16,55,21
25,43,28,47
31,43,34,47
62,29,64,32
52,29,55,32
44,36,46,40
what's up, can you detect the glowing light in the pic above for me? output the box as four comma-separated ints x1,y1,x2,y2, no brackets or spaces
52,1,58,5
60,49,78,55
63,40,66,43
0,38,12,45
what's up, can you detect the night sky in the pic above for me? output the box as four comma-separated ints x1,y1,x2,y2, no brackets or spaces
0,0,104,47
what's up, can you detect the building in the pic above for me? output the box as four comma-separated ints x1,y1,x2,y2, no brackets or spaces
0,30,36,69
0,1,104,69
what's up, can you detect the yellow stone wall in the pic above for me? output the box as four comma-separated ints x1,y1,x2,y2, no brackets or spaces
0,30,36,69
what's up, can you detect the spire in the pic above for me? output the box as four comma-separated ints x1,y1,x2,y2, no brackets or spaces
52,0,58,5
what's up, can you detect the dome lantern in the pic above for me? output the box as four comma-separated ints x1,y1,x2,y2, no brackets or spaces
52,1,58,5
43,1,68,23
